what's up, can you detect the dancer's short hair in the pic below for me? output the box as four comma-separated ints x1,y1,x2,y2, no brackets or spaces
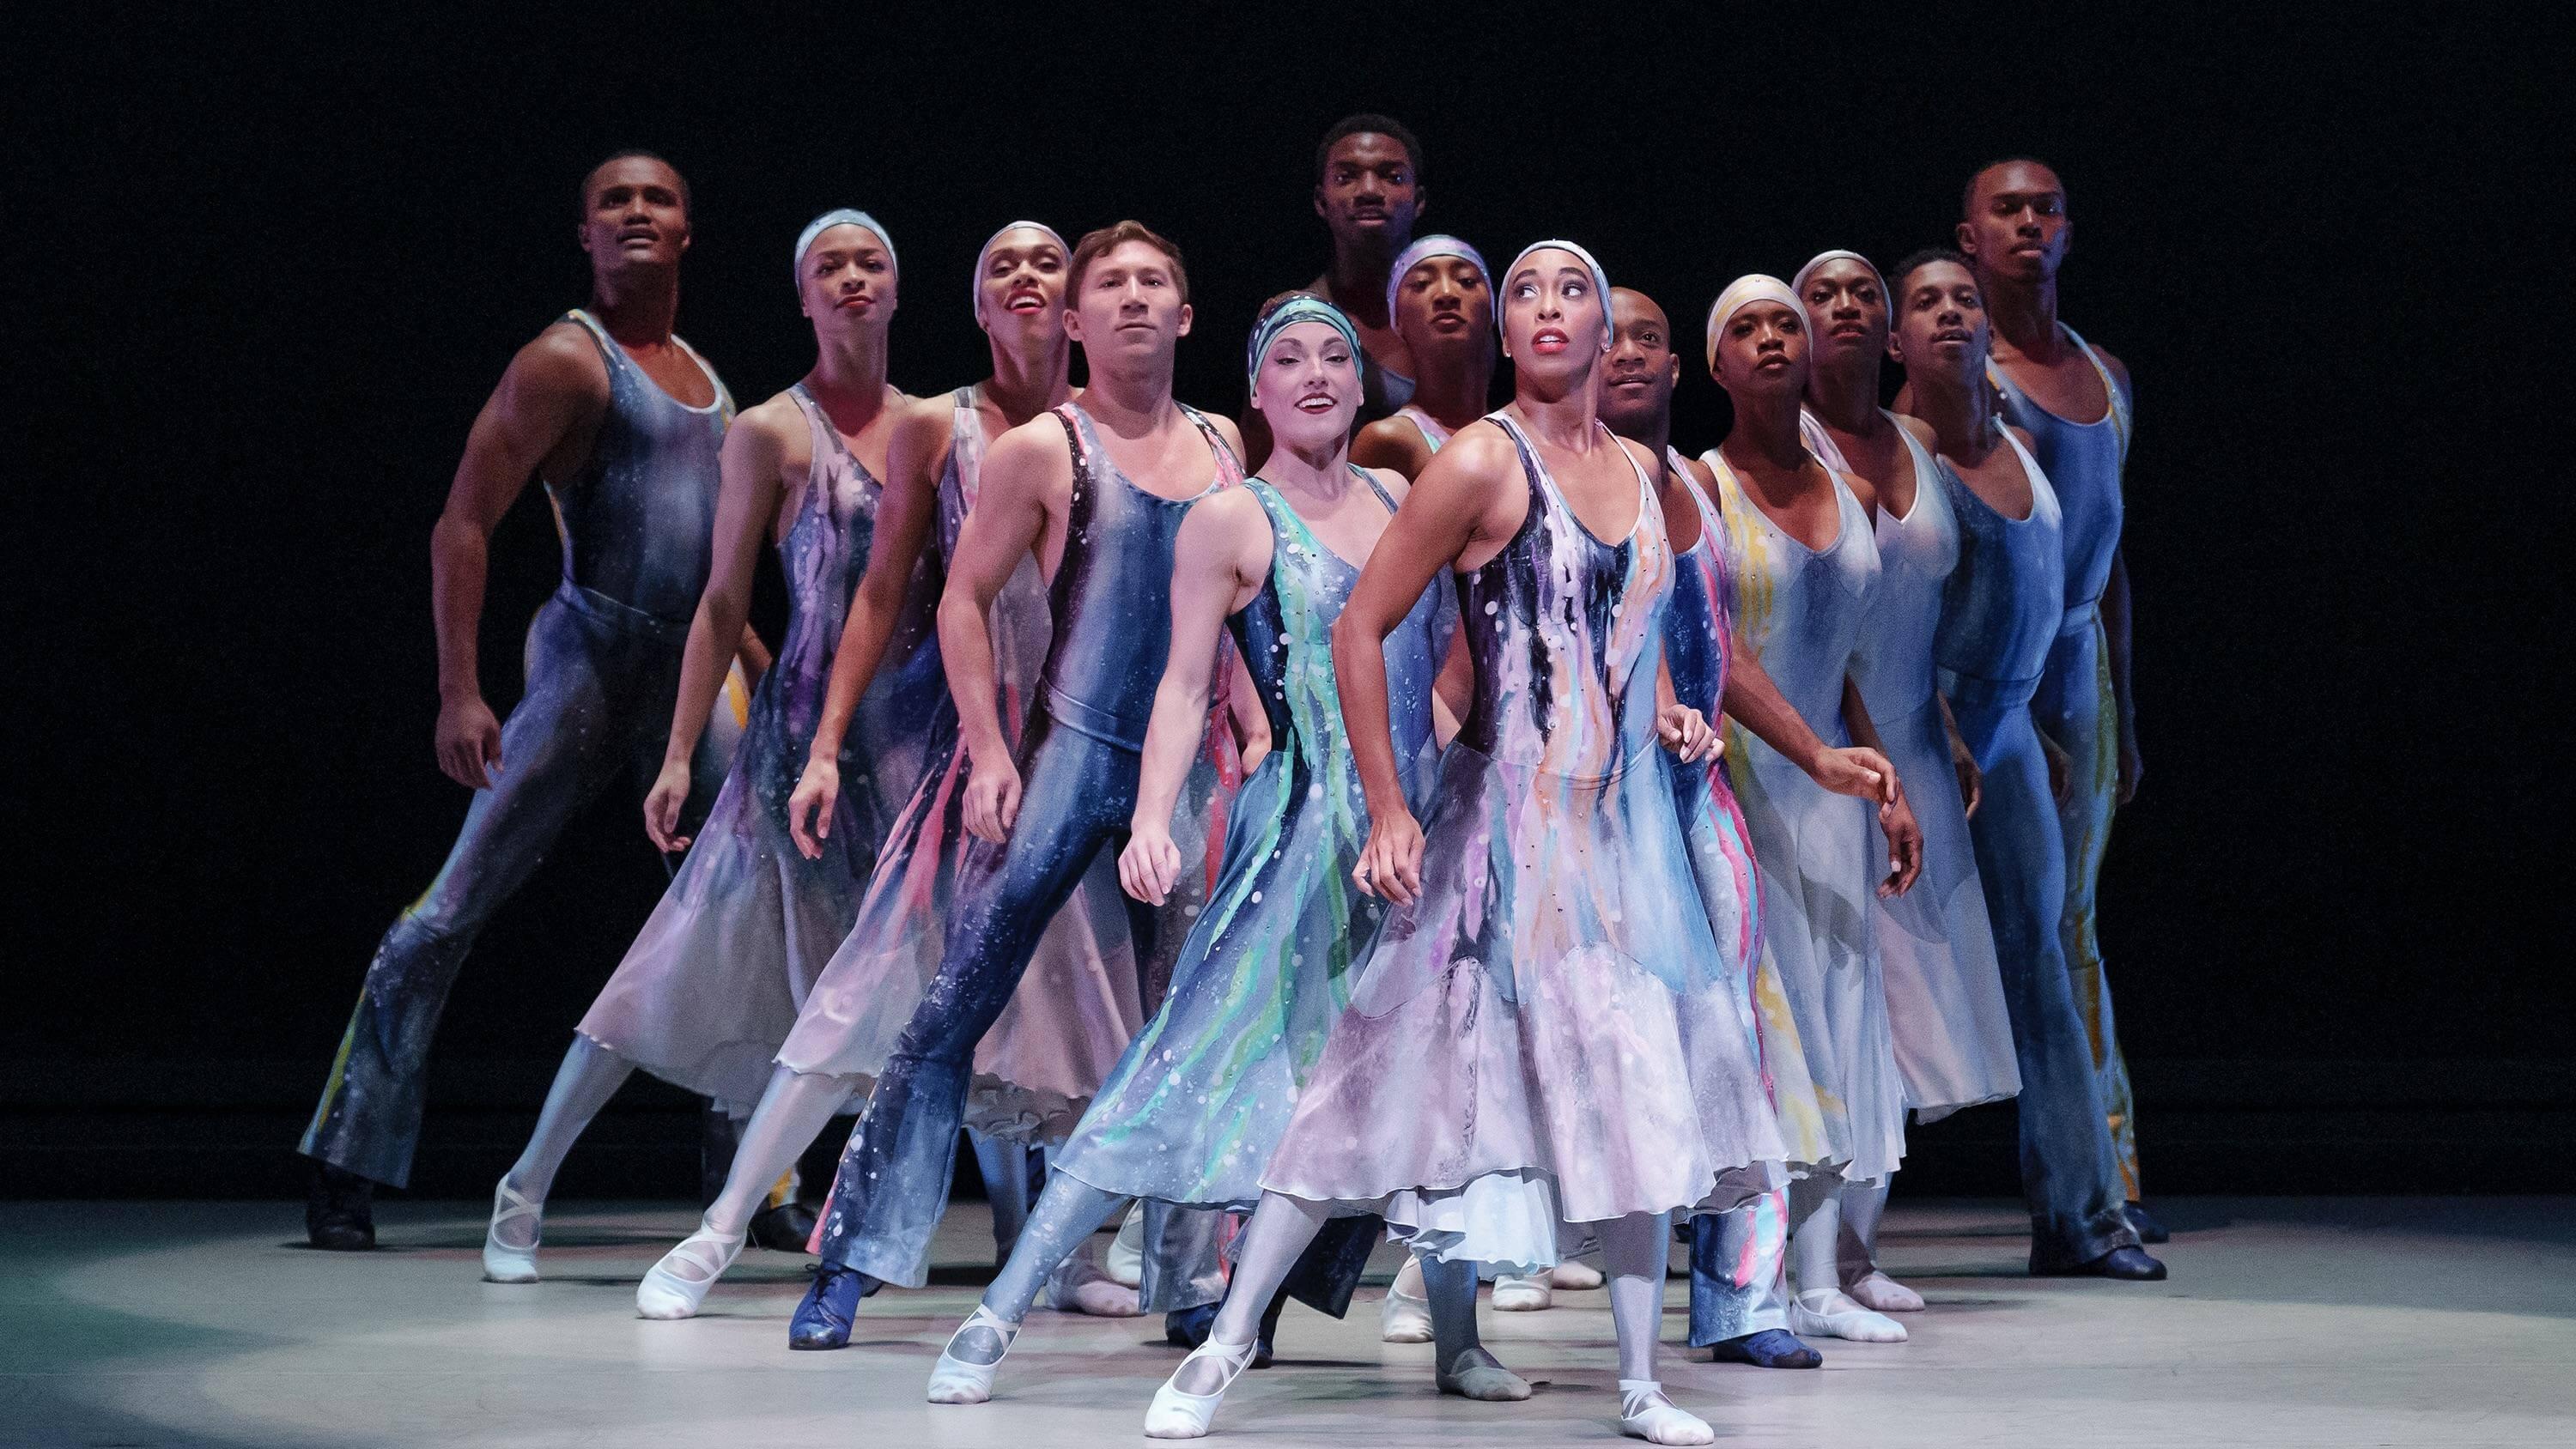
1960,156,2062,217
1315,113,1425,184
580,150,690,219
1068,221,1190,306
1891,246,1974,294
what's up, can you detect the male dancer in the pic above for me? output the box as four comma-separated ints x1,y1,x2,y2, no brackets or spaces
1956,159,2155,1240
300,154,758,1248
791,222,1248,1344
1242,114,1429,468
1350,235,1494,479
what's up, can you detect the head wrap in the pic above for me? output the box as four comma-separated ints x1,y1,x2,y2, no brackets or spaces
1498,240,1615,353
1244,293,1364,385
793,209,895,293
1704,273,1802,374
970,220,1070,324
1790,249,1892,330
1383,234,1493,324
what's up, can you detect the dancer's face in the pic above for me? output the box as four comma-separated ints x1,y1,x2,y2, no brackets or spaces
1889,259,1990,385
1314,132,1421,254
1599,288,1679,435
1800,259,1888,373
799,224,897,332
976,227,1068,343
580,157,690,272
1710,300,1807,401
1251,319,1363,452
1064,239,1193,364
1499,248,1607,388
1392,254,1492,360
1959,160,2069,285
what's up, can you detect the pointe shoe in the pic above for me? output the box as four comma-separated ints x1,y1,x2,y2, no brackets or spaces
1550,1258,1604,1291
1706,1328,1821,1368
1145,1333,1260,1438
1437,1346,1532,1401
634,1218,745,1320
1788,1288,1908,1343
1047,1252,1143,1317
1619,1380,1715,1446
1843,1269,1924,1313
1378,1281,1433,1343
305,1162,375,1252
1492,1272,1553,1311
480,1178,543,1283
927,1306,1019,1405
1106,1203,1147,1288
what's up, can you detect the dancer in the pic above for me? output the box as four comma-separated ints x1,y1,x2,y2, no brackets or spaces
1242,114,1429,467
481,209,940,1284
1893,250,2160,1279
1794,250,2021,1312
300,153,752,1248
1351,234,1493,480
1698,274,1925,1347
1956,160,2154,1238
1142,241,1790,1446
788,221,1250,1346
922,291,1476,1404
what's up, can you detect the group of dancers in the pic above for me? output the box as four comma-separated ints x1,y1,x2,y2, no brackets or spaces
297,115,2160,1443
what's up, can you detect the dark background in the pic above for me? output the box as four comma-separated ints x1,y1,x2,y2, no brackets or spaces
8,6,2566,1197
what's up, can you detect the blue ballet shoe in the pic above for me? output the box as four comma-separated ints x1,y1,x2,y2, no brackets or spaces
1706,1329,1822,1368
789,1263,872,1349
2123,1202,2172,1244
2034,1245,2166,1281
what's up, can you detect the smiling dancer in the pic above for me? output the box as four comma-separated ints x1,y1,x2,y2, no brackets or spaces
300,154,757,1249
1141,242,1788,1446
1893,250,2160,1280
1953,161,2154,1240
1351,234,1494,480
1698,275,1929,1347
777,221,1250,1348
476,209,941,1284
920,291,1479,1404
1794,251,2021,1313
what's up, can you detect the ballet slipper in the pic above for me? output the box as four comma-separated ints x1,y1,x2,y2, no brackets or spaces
1437,1345,1532,1401
927,1305,1019,1405
1378,1264,1433,1343
480,1177,543,1284
635,1218,745,1320
1787,1288,1907,1343
1144,1334,1260,1439
1491,1272,1553,1311
1843,1269,1924,1313
1106,1204,1147,1288
1619,1380,1715,1446
1550,1258,1604,1291
1047,1252,1143,1317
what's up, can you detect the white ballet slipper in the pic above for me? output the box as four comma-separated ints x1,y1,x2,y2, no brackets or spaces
479,1177,543,1284
1047,1250,1142,1317
1844,1269,1924,1313
927,1305,1018,1405
635,1218,746,1320
1437,1345,1532,1401
1619,1380,1715,1446
1788,1288,1908,1343
1106,1203,1146,1288
1379,1279,1434,1343
1491,1272,1554,1312
1144,1334,1260,1439
1550,1258,1605,1291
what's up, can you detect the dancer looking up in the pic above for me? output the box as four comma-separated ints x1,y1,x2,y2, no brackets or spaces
1352,235,1494,479
481,209,939,1284
1794,250,2020,1313
1698,275,1924,1347
1956,160,2153,1238
301,153,755,1248
922,292,1471,1404
1143,242,1786,1447
1893,249,2162,1280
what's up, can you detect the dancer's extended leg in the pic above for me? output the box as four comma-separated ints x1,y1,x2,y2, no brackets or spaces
1600,1211,1711,1446
1420,1255,1529,1400
972,1131,1036,1261
1836,1177,1923,1311
1145,1192,1327,1435
632,1065,848,1318
930,1175,1131,1403
1784,1177,1905,1343
483,1035,635,1282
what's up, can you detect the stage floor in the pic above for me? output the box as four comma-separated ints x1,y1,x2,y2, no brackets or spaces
7,1197,2572,1447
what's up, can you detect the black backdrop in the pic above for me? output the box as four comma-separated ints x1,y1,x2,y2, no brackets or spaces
9,6,2565,1193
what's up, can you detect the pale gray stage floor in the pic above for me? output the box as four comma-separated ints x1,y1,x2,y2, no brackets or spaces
6,1197,2573,1448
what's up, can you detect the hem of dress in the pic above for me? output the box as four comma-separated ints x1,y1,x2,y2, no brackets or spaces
1263,1161,1782,1276
1907,1087,2019,1125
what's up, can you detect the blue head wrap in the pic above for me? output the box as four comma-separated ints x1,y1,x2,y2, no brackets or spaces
1384,234,1493,324
1244,293,1364,385
793,209,895,292
1499,239,1614,353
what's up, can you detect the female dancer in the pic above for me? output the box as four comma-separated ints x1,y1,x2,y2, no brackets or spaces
1894,250,2159,1280
481,209,942,1283
921,291,1480,1404
1351,235,1494,480
1142,242,1784,1446
1792,250,2020,1313
1696,274,1920,1346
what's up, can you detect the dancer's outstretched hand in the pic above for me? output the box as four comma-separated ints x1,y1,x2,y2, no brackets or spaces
1657,705,1721,764
435,693,503,790
963,753,1024,845
1119,822,1183,906
1807,744,1893,803
642,759,694,853
1352,809,1426,906
786,756,841,861
1877,790,1925,898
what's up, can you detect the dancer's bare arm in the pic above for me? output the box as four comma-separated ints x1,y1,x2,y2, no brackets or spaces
1121,493,1269,905
940,419,1073,842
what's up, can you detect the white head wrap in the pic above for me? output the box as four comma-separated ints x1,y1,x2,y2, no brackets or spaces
1499,239,1614,353
1703,273,1802,374
793,209,895,293
1384,234,1492,324
970,221,1070,324
1790,249,1892,330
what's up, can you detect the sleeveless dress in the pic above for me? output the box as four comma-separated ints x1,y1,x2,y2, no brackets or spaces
1053,472,1446,1209
1702,448,1905,1184
1395,403,1454,455
1990,327,2141,1196
578,384,940,1112
1260,415,1783,1270
777,388,1145,1138
1800,413,2020,1120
